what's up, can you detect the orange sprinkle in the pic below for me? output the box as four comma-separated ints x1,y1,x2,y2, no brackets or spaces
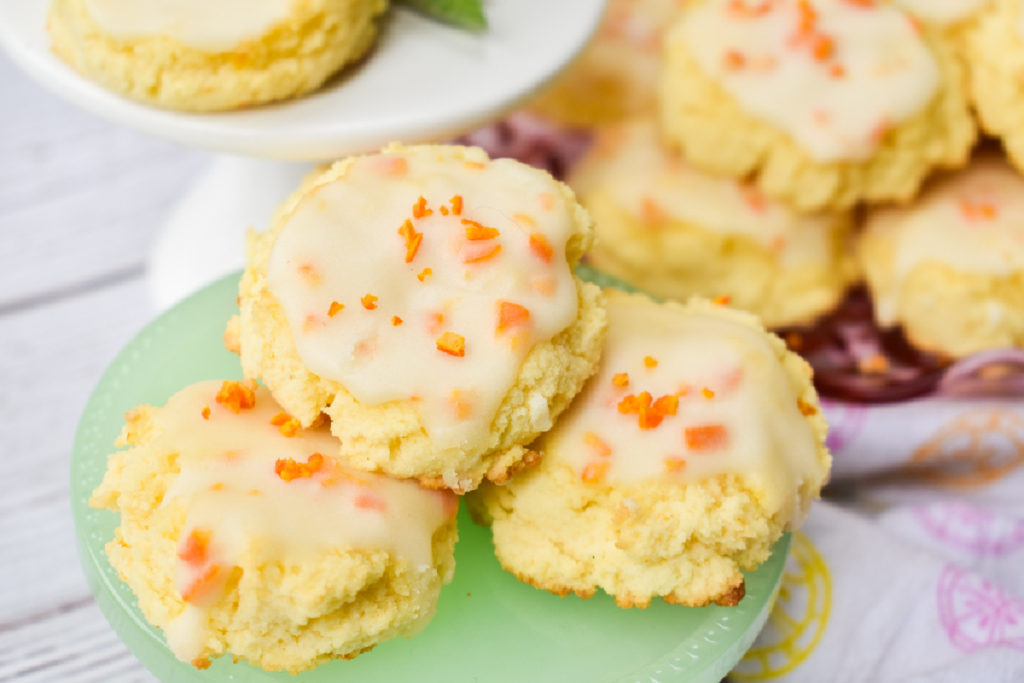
497,301,531,334
829,63,846,78
811,35,834,61
618,391,652,415
177,528,212,565
797,398,818,416
539,193,555,210
269,412,290,426
618,391,672,430
713,295,732,306
644,356,658,369
529,233,553,263
685,424,728,451
664,456,687,473
181,564,221,604
328,301,345,318
640,197,666,224
269,412,300,437
531,276,557,296
380,156,408,177
842,0,875,7
677,384,691,397
361,294,379,310
584,432,612,458
449,389,474,419
960,199,997,221
193,659,212,671
724,49,746,69
437,331,466,357
417,268,433,282
464,161,486,170
701,387,715,399
514,213,536,227
303,314,321,333
652,394,679,417
412,196,433,219
464,243,502,263
450,195,463,215
275,452,325,482
440,205,449,215
463,219,500,240
297,263,320,285
215,380,256,414
612,372,630,388
728,0,772,16
209,482,224,491
354,493,388,513
201,404,211,420
581,460,609,484
392,315,404,326
398,219,423,263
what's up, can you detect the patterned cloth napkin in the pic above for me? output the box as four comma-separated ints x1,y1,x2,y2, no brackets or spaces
729,399,1024,682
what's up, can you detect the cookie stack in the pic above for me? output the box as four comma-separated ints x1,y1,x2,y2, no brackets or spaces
92,143,831,672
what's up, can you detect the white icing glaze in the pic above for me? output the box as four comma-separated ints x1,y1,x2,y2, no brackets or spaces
572,119,836,267
896,0,987,25
679,0,940,161
544,291,823,521
267,147,579,450
150,381,454,662
864,158,1024,324
82,0,294,51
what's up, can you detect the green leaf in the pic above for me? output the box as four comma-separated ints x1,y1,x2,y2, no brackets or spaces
397,0,488,31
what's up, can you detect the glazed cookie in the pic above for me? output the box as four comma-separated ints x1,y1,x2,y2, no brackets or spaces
529,0,681,128
658,0,975,211
859,157,1024,358
48,0,388,111
239,143,607,493
472,290,831,608
966,0,1024,173
90,380,458,673
572,118,855,327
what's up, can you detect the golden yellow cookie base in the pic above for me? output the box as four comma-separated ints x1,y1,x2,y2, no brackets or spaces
472,295,831,609
657,21,976,212
48,0,387,111
238,144,607,493
90,405,457,674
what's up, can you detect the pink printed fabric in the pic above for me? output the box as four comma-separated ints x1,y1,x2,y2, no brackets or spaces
462,114,1024,682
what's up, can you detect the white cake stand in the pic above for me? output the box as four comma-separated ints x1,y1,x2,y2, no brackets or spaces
0,0,606,308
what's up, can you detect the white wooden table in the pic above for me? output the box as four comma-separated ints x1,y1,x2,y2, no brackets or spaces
0,50,204,681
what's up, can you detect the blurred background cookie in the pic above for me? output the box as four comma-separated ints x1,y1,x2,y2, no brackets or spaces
90,380,458,673
658,0,975,211
239,144,606,492
572,118,856,327
858,156,1024,359
472,290,830,608
48,0,388,111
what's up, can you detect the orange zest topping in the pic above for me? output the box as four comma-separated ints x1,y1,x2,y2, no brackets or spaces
701,387,715,399
724,49,746,69
181,564,221,604
412,196,433,219
193,658,212,671
215,380,256,413
392,315,404,326
580,460,609,484
201,404,211,420
618,391,678,430
275,452,325,482
829,63,846,78
297,263,320,285
685,424,728,451
462,219,500,240
380,156,408,177
398,219,423,263
514,213,536,227
436,331,466,357
960,199,997,221
440,205,449,215
612,372,630,388
450,195,463,215
463,243,502,263
529,233,553,263
811,34,834,61
797,398,818,416
728,0,772,17
664,456,687,473
652,394,679,417
644,356,658,369
584,432,612,458
712,295,732,306
354,493,388,512
417,267,433,282
177,528,212,565
328,301,345,318
361,293,379,310
465,161,486,170
269,411,300,437
449,389,473,419
497,301,530,334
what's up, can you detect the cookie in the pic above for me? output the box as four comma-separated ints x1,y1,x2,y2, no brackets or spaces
239,143,607,492
471,290,831,608
48,0,388,111
658,0,975,211
90,380,458,673
859,157,1024,358
571,118,855,327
